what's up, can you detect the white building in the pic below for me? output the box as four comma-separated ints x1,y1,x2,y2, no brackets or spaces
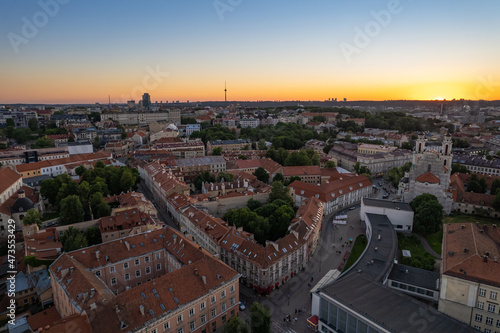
360,197,414,232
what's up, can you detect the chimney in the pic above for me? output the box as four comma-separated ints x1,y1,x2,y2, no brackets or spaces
201,276,207,284
139,305,145,316
484,256,488,263
194,268,199,276
124,241,130,251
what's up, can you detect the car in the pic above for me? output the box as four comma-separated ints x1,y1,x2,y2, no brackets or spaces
349,207,356,211
239,302,246,311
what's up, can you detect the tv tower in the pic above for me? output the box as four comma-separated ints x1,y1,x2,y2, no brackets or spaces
224,81,227,102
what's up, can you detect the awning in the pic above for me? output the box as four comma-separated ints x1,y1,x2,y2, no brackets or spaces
275,282,279,287
307,315,319,327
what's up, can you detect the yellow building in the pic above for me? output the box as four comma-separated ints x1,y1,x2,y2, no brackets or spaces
439,223,500,332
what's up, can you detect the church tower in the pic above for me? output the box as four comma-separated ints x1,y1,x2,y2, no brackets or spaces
413,133,426,165
441,134,453,170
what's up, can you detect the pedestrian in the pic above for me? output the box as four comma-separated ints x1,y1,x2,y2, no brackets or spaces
295,308,297,314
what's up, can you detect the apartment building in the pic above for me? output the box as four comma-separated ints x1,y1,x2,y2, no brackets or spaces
49,227,239,333
99,208,164,243
207,139,251,154
439,223,500,332
283,166,322,185
289,173,373,215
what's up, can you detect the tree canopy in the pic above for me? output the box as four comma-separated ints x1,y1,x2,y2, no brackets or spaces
253,167,270,183
250,302,271,333
224,316,250,333
22,209,42,226
409,194,443,235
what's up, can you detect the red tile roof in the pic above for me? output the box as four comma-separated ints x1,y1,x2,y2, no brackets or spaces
442,223,500,287
0,167,21,195
26,306,61,332
415,172,440,184
283,165,321,177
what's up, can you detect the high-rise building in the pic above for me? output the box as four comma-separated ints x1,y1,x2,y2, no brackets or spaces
142,93,151,108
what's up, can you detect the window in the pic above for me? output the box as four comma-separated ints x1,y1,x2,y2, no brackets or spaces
156,253,161,260
189,308,195,317
230,297,235,306
478,301,485,310
190,321,195,332
123,262,129,269
95,270,101,277
222,315,226,323
221,303,226,312
177,329,183,333
200,302,206,310
125,273,130,281
146,267,151,274
486,317,494,325
230,285,235,293
476,314,483,322
157,263,161,271
488,304,496,313
136,270,141,277
221,290,226,299
110,266,115,273
201,314,206,324
151,329,157,333
212,322,216,332
211,308,216,318
211,296,216,304
491,291,498,300
111,278,117,285
135,259,140,266
164,322,170,330
177,314,183,323
484,329,491,333
479,289,486,297
145,256,150,263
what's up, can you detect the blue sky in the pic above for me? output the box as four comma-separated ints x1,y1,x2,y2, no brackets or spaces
1,0,499,103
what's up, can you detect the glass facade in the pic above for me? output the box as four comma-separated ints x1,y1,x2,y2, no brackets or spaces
319,297,381,333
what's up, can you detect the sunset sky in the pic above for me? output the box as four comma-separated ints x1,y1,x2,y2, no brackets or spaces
1,0,499,104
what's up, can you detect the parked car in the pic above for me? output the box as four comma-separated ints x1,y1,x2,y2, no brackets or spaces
239,302,246,311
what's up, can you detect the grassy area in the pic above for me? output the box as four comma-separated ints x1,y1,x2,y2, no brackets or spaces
342,235,367,272
443,214,499,225
398,234,436,271
424,229,443,255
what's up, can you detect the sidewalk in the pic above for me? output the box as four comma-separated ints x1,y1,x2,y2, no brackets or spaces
415,234,441,259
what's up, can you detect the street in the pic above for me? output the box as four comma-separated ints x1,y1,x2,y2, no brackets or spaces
238,177,396,332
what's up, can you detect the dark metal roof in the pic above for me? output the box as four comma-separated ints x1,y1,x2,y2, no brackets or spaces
362,197,413,212
11,197,34,213
319,274,472,333
388,263,440,291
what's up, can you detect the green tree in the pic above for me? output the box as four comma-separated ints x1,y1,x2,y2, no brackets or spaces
354,162,371,175
273,173,284,183
253,167,270,183
93,136,100,149
216,172,234,182
325,160,336,168
33,136,55,149
59,195,84,225
212,147,222,155
493,192,500,211
257,139,267,150
41,178,61,205
269,205,294,240
120,169,135,192
224,316,250,333
409,194,444,235
284,151,312,166
6,118,14,127
28,118,38,131
247,198,262,211
250,302,271,333
22,209,43,226
85,226,102,246
269,181,294,207
90,192,111,218
61,227,88,252
491,179,500,195
75,165,86,176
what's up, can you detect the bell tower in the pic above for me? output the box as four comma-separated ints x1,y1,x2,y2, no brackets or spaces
442,134,453,170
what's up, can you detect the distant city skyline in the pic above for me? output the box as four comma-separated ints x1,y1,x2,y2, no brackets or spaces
1,0,500,104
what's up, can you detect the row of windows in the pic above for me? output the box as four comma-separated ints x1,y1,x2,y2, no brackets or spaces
477,302,499,313
474,314,500,328
479,289,498,300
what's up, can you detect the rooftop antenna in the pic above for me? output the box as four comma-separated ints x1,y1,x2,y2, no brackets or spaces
224,81,227,102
